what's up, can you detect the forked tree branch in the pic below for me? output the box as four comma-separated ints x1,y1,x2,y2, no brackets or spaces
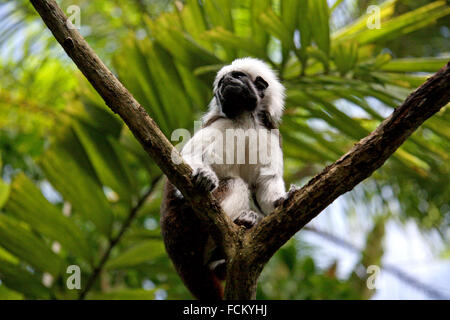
30,0,450,300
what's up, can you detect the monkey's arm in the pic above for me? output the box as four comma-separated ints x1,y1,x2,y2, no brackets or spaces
180,128,220,192
254,141,286,215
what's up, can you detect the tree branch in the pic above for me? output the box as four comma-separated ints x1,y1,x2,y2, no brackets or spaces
29,0,238,257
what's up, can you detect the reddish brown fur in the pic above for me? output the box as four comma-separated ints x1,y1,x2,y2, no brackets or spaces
160,179,230,300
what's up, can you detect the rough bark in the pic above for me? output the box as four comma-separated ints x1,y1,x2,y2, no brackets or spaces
30,0,450,300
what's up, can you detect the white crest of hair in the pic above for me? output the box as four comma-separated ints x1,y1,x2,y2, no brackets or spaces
203,57,285,126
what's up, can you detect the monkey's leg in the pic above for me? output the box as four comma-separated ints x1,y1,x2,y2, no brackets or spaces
220,177,250,220
207,177,260,278
218,177,262,228
255,174,286,215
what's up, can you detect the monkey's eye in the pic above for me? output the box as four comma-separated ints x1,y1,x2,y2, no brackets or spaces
254,76,269,91
218,77,224,87
231,71,247,79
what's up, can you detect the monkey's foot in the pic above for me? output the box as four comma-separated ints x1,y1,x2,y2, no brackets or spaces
173,187,183,199
192,168,219,192
273,184,301,208
234,210,261,229
209,259,227,281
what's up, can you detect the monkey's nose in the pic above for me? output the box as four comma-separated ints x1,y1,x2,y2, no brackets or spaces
222,74,242,86
221,84,243,98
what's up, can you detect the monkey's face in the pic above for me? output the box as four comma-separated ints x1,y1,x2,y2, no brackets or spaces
216,71,269,119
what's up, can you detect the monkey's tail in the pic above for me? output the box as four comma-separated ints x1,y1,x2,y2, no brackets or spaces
161,181,224,300
161,218,224,300
179,263,224,301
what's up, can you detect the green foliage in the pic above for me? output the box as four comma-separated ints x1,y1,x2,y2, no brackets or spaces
0,214,64,276
0,0,448,300
0,177,9,208
5,174,93,262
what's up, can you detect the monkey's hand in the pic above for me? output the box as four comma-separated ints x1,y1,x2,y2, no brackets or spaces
234,210,262,229
192,167,219,192
273,184,301,208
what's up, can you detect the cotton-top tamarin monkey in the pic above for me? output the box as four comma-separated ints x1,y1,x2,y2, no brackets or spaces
160,57,288,300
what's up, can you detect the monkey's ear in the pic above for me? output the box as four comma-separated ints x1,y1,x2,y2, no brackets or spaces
258,109,277,130
254,76,269,91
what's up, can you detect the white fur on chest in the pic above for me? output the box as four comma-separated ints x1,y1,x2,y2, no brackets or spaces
181,117,283,186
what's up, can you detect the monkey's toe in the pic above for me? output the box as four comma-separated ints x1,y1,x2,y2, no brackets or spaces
274,184,301,207
234,210,261,229
273,197,284,208
192,168,218,192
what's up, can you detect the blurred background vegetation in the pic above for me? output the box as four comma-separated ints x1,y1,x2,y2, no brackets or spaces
0,0,448,300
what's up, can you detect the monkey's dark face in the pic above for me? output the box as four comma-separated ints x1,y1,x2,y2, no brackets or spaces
216,71,269,119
